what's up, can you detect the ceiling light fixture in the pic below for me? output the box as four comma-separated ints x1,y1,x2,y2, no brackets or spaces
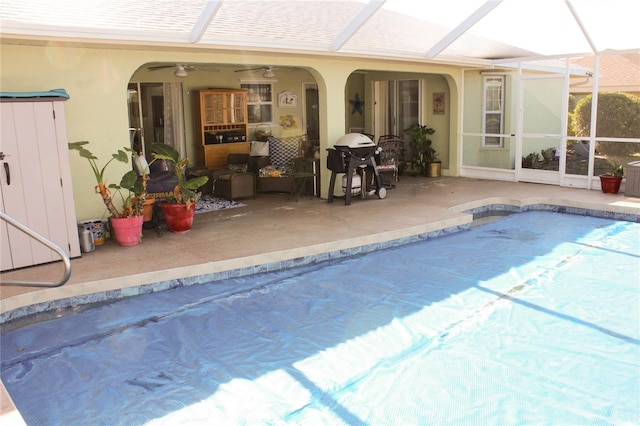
263,69,275,78
174,65,188,78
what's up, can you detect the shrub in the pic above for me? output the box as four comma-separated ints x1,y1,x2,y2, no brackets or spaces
573,92,640,138
573,92,640,158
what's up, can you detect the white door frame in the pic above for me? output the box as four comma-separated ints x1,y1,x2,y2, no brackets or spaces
516,70,569,185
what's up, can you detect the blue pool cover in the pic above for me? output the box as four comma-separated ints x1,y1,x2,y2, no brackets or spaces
1,211,639,425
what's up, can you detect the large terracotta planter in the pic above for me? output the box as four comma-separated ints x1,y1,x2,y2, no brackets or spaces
599,175,623,194
110,215,144,246
160,202,195,233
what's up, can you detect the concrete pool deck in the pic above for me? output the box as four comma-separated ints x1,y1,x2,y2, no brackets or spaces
2,176,639,319
1,176,639,424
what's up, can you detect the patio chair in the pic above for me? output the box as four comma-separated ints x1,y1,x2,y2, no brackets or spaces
376,138,403,188
377,134,401,142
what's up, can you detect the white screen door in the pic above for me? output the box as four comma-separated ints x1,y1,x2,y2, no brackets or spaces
518,75,566,184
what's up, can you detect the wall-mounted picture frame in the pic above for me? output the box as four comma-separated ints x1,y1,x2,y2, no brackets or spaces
278,91,298,108
433,92,445,115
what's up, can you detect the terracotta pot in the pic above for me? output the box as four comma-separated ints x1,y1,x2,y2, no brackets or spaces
599,175,623,194
109,215,144,246
131,197,156,222
160,202,195,233
142,197,155,222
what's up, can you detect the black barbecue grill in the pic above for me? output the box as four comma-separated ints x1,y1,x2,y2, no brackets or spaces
327,133,387,205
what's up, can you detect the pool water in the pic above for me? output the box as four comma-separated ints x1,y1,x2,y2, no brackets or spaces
1,211,639,425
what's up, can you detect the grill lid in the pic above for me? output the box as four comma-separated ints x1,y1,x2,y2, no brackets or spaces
334,133,375,149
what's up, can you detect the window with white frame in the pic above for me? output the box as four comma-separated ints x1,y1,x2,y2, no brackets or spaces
241,83,273,124
483,76,504,147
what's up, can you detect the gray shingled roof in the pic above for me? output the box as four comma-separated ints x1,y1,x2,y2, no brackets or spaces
1,0,638,65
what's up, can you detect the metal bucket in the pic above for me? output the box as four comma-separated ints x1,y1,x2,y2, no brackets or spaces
78,219,108,245
77,226,95,253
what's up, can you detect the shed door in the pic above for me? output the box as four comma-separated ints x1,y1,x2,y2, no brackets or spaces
0,100,80,270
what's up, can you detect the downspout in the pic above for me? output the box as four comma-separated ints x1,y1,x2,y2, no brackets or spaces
514,63,523,182
458,70,465,175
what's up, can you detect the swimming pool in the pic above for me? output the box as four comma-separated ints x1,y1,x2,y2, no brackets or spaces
1,211,639,425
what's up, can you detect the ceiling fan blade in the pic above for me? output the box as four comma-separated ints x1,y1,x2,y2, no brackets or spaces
147,65,176,71
235,67,267,73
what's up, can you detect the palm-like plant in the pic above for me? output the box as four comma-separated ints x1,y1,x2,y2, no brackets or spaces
404,123,437,175
151,143,208,209
68,141,147,218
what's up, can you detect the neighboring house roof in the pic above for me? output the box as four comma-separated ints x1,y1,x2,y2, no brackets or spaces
1,0,638,66
570,54,640,94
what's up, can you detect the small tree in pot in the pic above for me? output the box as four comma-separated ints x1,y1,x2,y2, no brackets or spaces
404,123,437,176
599,161,624,194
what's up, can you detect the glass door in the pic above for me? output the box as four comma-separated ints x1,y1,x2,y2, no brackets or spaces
303,83,319,141
128,82,165,159
127,83,144,155
374,79,420,164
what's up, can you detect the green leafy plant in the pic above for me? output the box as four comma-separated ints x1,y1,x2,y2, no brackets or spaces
404,123,437,175
522,151,541,168
151,143,208,208
68,141,149,218
606,161,624,177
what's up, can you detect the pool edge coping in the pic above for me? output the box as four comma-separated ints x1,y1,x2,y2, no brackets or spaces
1,197,639,324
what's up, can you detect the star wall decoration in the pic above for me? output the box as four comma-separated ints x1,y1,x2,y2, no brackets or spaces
349,93,364,115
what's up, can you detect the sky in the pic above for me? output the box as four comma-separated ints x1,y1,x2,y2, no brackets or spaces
373,0,640,56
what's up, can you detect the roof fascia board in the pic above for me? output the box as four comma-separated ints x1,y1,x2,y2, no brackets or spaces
425,0,503,59
0,23,188,43
496,61,590,76
492,51,596,64
0,30,497,68
189,0,222,43
330,0,385,52
331,45,495,67
492,48,639,65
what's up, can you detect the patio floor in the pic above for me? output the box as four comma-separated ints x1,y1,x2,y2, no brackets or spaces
2,176,639,312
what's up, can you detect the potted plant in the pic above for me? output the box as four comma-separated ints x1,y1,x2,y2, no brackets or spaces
68,141,149,246
405,123,438,177
151,143,209,233
599,161,624,194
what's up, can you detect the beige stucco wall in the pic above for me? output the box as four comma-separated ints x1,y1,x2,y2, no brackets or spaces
0,41,463,220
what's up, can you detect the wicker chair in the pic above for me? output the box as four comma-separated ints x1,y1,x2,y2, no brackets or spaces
376,138,403,188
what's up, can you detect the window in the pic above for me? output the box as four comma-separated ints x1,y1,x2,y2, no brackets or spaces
241,83,273,124
483,76,504,147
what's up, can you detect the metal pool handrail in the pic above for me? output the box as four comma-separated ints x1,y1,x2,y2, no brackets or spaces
0,211,71,287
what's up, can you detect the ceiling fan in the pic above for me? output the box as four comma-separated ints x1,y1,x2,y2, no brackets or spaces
147,63,219,78
235,66,278,78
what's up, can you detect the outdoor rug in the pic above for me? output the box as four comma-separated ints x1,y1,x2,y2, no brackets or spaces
195,195,246,214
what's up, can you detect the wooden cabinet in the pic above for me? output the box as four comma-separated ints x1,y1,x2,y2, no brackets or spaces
195,89,250,169
1,95,81,271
